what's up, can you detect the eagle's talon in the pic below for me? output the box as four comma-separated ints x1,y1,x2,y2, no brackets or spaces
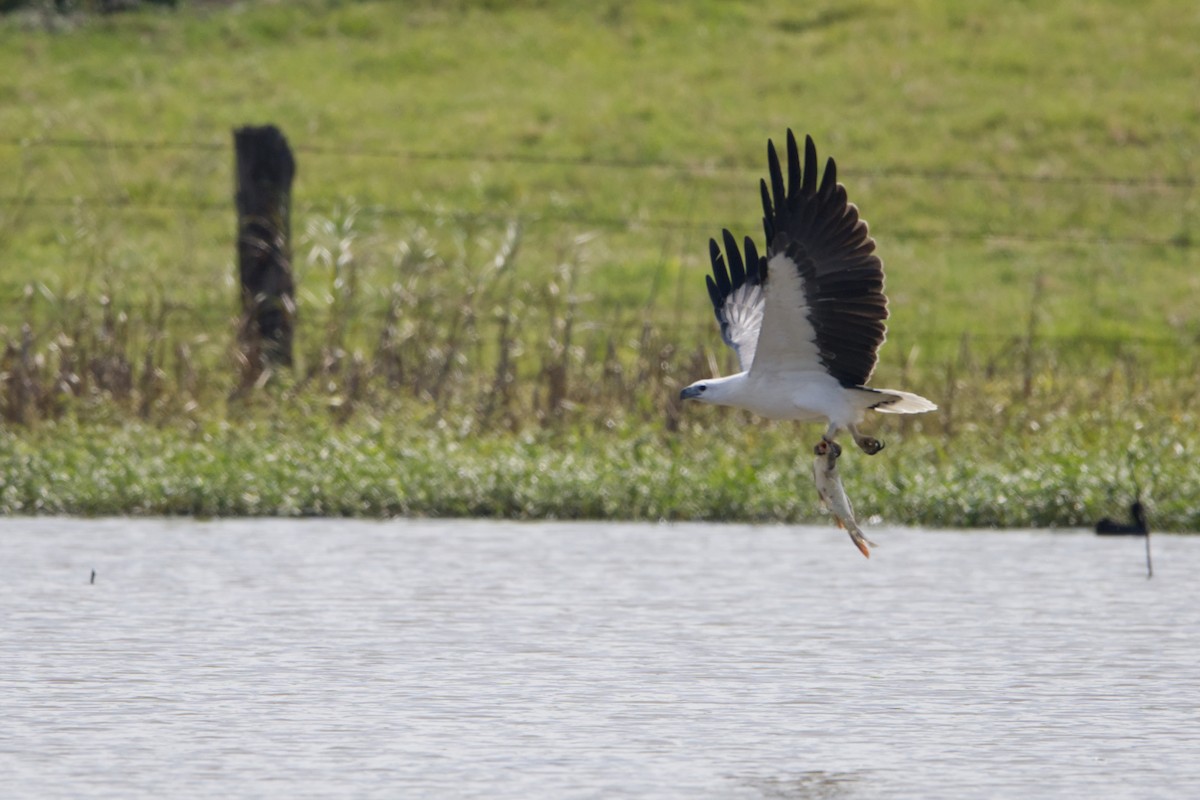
856,436,884,455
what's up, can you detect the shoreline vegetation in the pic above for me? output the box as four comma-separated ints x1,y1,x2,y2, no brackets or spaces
0,414,1193,530
2,210,1192,529
2,1,1197,529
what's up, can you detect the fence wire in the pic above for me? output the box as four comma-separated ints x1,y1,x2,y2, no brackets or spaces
1,193,1194,251
2,134,1196,359
3,135,1197,188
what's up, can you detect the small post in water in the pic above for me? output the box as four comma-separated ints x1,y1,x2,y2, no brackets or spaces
1145,530,1153,579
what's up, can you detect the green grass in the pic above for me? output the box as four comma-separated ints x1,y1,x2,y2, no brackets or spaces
1,0,1199,527
4,0,1198,348
1,408,1196,530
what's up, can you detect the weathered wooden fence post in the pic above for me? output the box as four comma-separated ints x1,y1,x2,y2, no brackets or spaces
234,124,296,373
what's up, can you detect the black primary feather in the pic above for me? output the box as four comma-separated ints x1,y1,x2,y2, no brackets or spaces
706,230,765,355
760,130,889,387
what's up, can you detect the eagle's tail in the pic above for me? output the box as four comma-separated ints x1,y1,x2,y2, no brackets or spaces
863,388,938,415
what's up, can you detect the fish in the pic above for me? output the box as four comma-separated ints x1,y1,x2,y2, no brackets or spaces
812,439,877,558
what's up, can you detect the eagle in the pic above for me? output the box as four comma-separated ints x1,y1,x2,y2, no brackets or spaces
680,131,935,453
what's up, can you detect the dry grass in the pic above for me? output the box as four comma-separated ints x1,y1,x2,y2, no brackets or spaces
1,206,1190,448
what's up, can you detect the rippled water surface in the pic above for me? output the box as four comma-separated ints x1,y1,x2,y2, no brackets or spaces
2,519,1197,799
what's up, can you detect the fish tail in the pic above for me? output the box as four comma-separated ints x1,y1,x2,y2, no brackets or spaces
849,532,871,558
847,525,875,559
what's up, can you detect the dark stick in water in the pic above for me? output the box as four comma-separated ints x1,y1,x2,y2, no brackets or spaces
1145,531,1153,579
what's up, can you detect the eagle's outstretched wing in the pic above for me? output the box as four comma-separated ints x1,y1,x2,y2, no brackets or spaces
705,230,765,372
752,130,889,387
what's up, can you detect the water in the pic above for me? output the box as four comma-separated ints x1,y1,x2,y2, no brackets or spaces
1,518,1196,799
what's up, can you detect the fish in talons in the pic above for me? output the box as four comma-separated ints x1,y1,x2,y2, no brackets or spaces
812,439,876,558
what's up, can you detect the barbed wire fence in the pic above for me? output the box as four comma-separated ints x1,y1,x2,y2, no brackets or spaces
4,135,1197,251
5,135,1198,187
2,134,1196,358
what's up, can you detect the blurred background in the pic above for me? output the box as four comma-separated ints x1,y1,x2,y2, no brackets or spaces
1,0,1196,524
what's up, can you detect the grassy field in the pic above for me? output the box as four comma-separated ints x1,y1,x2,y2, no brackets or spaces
1,0,1198,528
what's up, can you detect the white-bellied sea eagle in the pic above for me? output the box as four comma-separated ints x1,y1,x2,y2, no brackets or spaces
680,131,936,453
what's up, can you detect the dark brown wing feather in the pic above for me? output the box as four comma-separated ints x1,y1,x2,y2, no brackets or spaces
759,131,888,387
